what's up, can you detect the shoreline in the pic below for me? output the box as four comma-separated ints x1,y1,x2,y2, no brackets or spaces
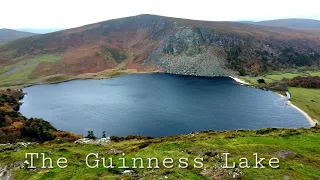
286,100,316,127
231,76,316,127
275,92,316,127
229,76,251,85
10,73,318,128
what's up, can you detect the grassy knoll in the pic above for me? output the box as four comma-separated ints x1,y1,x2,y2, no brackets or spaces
289,87,320,121
1,127,320,179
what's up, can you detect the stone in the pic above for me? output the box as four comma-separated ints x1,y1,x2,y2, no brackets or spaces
0,165,12,180
122,170,133,174
74,137,110,145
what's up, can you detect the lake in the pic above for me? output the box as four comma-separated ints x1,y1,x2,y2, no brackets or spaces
19,73,310,137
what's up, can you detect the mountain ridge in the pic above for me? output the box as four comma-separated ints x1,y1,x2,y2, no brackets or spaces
0,14,319,87
0,29,37,44
242,18,320,30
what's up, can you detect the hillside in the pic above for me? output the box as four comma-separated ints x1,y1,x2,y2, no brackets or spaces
0,29,37,44
248,18,320,30
0,14,320,87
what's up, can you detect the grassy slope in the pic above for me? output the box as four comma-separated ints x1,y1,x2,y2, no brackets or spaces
0,54,61,87
289,87,320,121
1,128,319,180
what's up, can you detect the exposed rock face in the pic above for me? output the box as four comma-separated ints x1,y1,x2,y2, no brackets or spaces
155,48,235,76
145,25,238,76
74,138,110,145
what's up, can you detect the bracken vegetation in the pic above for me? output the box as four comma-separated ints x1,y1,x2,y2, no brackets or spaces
0,89,79,143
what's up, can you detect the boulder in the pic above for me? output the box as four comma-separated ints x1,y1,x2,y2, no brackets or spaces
74,137,110,145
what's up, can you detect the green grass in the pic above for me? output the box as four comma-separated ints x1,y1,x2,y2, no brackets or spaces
239,76,273,85
0,54,61,87
289,87,320,121
239,71,320,85
1,128,320,180
308,71,320,76
265,73,306,81
264,71,319,81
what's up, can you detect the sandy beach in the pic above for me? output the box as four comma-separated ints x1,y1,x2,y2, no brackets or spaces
231,76,316,127
274,92,316,127
286,100,316,127
275,92,316,127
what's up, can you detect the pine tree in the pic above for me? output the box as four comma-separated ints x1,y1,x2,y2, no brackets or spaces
86,131,96,139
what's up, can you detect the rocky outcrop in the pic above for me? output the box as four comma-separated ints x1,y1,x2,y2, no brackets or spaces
0,165,12,180
200,153,243,180
145,25,239,76
0,142,37,152
74,137,110,145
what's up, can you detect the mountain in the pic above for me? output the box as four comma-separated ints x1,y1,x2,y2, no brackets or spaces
0,29,37,44
16,28,65,34
0,14,319,87
242,18,320,30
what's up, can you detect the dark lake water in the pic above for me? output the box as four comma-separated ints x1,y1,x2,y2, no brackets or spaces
19,73,310,137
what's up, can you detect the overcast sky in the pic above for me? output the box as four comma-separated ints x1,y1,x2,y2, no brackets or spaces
1,0,320,29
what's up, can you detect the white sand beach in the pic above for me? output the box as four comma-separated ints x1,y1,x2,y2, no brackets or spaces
275,93,316,127
286,101,316,127
229,76,251,85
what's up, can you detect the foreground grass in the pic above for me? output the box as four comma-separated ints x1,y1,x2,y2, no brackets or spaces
1,127,320,179
289,87,320,121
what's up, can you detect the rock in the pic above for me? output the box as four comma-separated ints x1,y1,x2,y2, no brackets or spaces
13,161,25,169
276,150,295,159
0,165,12,180
16,142,30,147
74,137,110,145
106,148,123,155
0,142,37,152
122,170,134,174
122,170,140,179
154,175,169,179
284,175,290,180
200,153,243,179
